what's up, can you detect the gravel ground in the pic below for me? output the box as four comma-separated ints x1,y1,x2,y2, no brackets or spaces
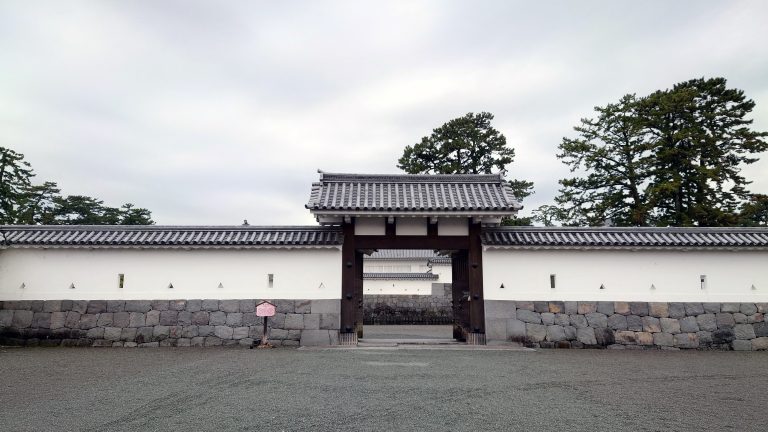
1,346,767,431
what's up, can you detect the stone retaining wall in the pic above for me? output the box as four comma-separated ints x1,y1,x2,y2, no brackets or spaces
0,299,340,347
485,300,768,351
364,284,452,324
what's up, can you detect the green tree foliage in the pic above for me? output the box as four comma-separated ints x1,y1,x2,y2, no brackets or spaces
544,77,767,227
739,194,768,226
0,146,154,225
398,112,534,224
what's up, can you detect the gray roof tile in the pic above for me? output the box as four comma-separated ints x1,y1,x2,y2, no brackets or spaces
0,226,342,248
306,172,521,214
482,227,768,249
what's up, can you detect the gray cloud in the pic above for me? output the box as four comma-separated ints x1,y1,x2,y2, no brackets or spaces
1,0,766,225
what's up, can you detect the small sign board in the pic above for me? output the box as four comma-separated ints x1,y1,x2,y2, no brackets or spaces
256,301,276,317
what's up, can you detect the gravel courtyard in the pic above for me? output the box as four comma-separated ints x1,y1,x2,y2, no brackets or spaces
1,346,766,431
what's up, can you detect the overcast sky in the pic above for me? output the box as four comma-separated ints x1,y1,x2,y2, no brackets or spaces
2,1,767,225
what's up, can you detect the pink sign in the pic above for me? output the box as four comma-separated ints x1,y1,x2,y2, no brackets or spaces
256,301,276,317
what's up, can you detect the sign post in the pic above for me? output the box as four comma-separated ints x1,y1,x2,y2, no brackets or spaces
254,301,276,349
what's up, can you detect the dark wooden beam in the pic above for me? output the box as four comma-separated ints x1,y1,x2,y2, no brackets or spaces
355,235,469,250
340,222,357,337
467,222,485,339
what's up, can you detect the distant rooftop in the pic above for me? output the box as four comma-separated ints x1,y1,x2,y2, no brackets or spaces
306,171,522,223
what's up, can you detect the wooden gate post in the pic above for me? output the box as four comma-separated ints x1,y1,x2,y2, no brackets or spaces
467,222,486,345
339,221,358,345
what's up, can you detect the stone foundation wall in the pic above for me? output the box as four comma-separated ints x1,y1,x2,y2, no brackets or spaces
0,299,340,347
364,284,452,324
485,300,768,351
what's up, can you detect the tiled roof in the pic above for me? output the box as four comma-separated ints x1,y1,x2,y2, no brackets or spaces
363,272,439,280
428,256,452,265
367,249,440,260
0,226,343,248
306,172,521,215
482,227,768,249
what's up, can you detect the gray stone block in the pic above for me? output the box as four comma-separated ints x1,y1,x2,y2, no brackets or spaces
79,314,99,329
285,314,304,330
50,312,67,329
269,313,286,328
636,332,653,346
577,302,596,314
43,301,63,313
507,319,526,341
517,309,541,324
734,324,755,340
239,338,254,347
198,325,214,337
187,300,202,312
642,316,661,333
570,314,588,328
668,303,686,318
120,328,137,341
548,301,564,314
712,328,735,344
754,322,768,337
191,311,209,325
576,327,597,345
533,302,548,313
564,326,577,341
696,314,717,331
721,303,740,313
128,313,145,328
106,301,125,312
564,301,578,315
608,314,628,330
287,330,301,341
125,301,151,313
684,303,704,316
299,330,332,346
33,312,51,329
104,327,122,341
209,311,226,326
145,310,160,326
649,302,669,318
190,337,205,347
113,312,129,328
526,323,546,342
87,300,106,314
152,326,170,340
249,326,264,339
660,318,680,334
219,300,239,313
629,302,648,316
751,337,768,351
615,331,636,344
675,333,699,349
546,325,566,342
320,313,340,330
177,338,191,347
276,300,294,314
627,315,643,331
541,313,555,325
679,316,699,333
169,300,186,311
554,313,570,326
697,331,713,345
159,339,176,347
177,311,192,326
30,301,44,312
150,300,169,311
65,311,81,328
746,314,763,324
214,326,233,339
242,313,259,326
514,301,532,311
226,313,243,326
311,299,340,314
0,309,14,327
716,313,735,328
181,326,198,338
733,313,748,324
233,327,249,340
204,336,222,346
486,319,507,341
71,301,88,314
96,313,113,327
614,302,630,315
586,313,607,328
87,327,104,339
159,311,178,325
485,300,516,319
596,302,614,316
202,299,219,311
732,339,752,351
740,303,757,315
295,300,312,314
653,332,674,347
702,303,720,314
303,314,320,330
239,300,256,313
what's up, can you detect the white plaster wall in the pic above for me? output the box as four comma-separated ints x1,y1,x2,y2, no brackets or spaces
483,249,768,302
438,218,468,236
355,217,385,235
0,248,342,301
396,218,427,235
364,279,434,295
